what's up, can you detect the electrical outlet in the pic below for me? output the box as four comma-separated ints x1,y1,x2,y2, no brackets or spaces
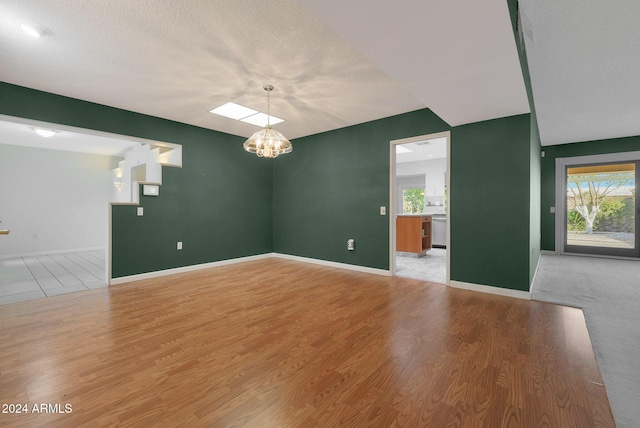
347,239,355,251
177,241,183,250
137,207,144,216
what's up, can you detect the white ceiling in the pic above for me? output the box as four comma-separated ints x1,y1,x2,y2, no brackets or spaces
5,1,631,151
0,0,530,154
519,0,640,146
0,115,142,156
396,137,447,164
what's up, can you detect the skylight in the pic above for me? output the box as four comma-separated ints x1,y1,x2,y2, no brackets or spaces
209,102,285,127
209,102,258,120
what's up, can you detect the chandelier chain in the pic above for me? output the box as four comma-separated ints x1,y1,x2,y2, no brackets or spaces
266,88,271,128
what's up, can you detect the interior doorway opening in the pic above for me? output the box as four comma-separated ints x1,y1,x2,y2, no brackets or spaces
389,131,450,284
0,114,180,305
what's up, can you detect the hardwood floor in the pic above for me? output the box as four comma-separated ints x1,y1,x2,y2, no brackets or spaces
0,258,614,427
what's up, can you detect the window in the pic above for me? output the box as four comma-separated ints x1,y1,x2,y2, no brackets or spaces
565,162,637,256
402,188,424,214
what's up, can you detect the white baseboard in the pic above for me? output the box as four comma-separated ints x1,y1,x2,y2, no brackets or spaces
449,280,531,300
272,253,391,276
110,253,274,285
0,246,105,260
110,252,391,285
110,253,534,301
529,253,543,292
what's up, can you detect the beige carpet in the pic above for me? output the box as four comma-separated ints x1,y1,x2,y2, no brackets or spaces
532,253,640,427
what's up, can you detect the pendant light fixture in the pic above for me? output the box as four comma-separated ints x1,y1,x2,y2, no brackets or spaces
243,85,292,158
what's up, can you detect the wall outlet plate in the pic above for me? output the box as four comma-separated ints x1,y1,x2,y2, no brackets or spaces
143,185,159,196
137,207,144,216
347,239,355,251
177,241,183,250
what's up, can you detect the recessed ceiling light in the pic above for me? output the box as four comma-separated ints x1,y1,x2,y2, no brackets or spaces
396,145,412,153
20,22,50,38
34,128,57,138
209,102,258,120
240,112,284,127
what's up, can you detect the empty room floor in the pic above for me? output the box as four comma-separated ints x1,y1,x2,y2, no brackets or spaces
532,253,640,427
0,258,614,426
0,250,106,305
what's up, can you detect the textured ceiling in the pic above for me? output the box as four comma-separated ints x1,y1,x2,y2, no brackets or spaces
0,0,529,147
0,116,141,156
519,0,640,146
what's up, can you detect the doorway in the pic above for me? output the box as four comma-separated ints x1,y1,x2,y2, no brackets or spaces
389,131,450,284
0,114,180,304
556,152,640,258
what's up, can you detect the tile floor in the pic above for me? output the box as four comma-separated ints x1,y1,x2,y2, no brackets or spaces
0,250,107,305
395,248,447,284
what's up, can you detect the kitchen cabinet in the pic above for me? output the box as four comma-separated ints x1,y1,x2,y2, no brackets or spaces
396,215,431,254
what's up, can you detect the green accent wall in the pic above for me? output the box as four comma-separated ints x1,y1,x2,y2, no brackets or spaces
273,109,450,270
450,114,533,291
541,136,640,251
0,82,274,278
506,0,542,283
274,108,538,292
2,81,543,293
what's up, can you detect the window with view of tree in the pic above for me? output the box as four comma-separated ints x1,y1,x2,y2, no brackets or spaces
402,188,424,214
566,163,635,249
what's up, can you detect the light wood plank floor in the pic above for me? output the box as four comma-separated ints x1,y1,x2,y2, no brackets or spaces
0,259,614,427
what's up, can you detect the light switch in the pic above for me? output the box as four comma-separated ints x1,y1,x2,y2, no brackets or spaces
177,241,183,250
380,206,386,215
137,207,144,216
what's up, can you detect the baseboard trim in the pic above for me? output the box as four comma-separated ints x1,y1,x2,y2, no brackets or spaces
0,246,105,260
449,280,531,300
272,253,391,276
110,253,274,285
540,250,556,255
109,254,531,298
529,253,543,292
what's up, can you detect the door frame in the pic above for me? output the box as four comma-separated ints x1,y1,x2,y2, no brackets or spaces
389,131,451,284
555,150,640,257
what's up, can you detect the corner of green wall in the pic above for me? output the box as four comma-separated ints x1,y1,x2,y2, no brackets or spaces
450,114,532,291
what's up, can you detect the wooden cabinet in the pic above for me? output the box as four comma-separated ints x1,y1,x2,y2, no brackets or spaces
396,215,432,254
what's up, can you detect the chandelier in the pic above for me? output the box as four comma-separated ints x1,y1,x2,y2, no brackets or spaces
243,85,292,158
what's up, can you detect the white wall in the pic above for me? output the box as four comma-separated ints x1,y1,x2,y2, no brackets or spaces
396,158,446,214
396,158,446,196
0,144,113,257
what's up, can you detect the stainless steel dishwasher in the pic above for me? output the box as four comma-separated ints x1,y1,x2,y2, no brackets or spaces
432,215,446,248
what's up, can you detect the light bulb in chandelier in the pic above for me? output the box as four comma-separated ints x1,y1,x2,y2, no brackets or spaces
243,85,292,158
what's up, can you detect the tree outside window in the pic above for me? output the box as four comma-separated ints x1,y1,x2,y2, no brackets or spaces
403,188,424,214
567,165,634,235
